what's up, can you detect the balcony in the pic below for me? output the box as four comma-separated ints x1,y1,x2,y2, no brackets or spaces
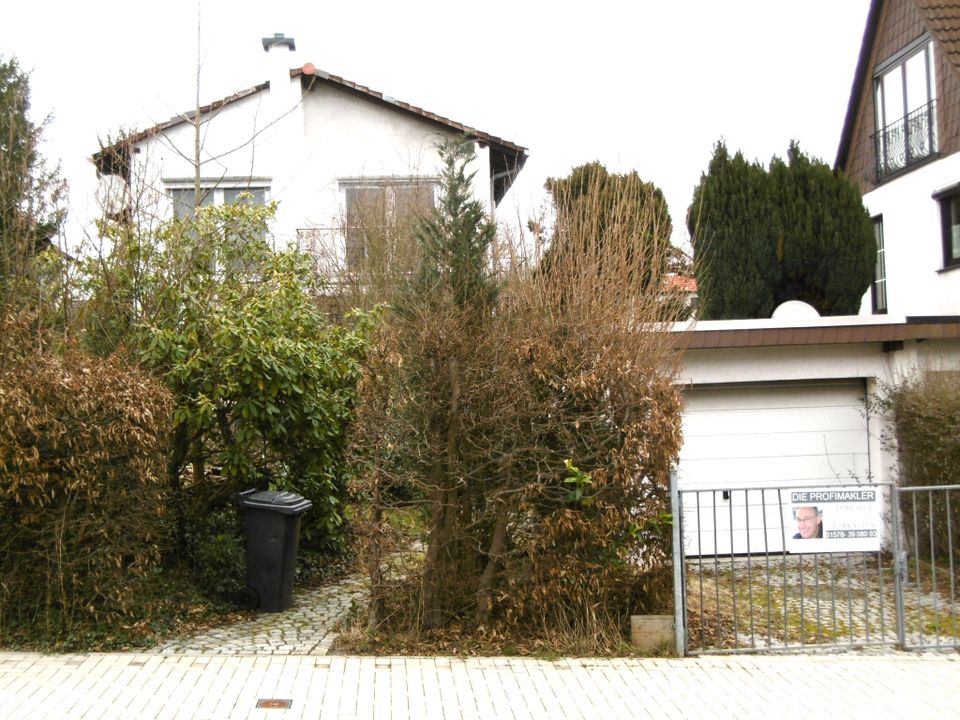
874,100,938,182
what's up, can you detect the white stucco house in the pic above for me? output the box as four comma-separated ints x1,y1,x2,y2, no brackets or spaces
674,0,960,554
93,33,527,272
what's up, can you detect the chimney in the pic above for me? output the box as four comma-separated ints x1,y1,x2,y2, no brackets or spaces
261,33,299,121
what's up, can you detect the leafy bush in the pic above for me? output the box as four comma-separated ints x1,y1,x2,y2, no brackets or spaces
83,202,370,556
138,237,370,553
0,312,172,636
880,371,960,560
185,506,246,596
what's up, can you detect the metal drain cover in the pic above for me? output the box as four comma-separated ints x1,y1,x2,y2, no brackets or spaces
256,699,293,709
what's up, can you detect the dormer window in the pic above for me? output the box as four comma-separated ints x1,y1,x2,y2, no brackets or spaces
874,35,937,181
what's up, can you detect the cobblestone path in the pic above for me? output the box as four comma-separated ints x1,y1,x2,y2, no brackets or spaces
150,576,367,655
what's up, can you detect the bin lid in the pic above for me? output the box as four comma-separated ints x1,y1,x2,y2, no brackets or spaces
238,489,313,514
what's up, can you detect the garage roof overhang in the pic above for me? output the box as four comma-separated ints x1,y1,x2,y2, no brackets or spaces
673,316,960,350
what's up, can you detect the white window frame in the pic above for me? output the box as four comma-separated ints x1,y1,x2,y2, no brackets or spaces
872,216,887,313
874,35,938,179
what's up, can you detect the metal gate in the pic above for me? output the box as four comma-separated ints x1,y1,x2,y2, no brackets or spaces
895,484,960,650
671,475,960,654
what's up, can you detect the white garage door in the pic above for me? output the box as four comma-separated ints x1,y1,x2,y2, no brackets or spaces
677,380,871,555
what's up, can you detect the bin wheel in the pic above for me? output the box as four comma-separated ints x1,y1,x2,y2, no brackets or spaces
235,586,259,610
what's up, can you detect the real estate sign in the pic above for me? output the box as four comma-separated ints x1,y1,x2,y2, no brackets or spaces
785,487,882,553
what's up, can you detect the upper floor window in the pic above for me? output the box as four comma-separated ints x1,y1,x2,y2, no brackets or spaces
874,35,938,182
341,178,436,272
872,216,887,313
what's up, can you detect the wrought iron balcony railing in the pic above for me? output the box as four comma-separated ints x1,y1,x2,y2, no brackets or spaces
874,99,938,182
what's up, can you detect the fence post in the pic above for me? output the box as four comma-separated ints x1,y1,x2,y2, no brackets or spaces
671,468,686,656
892,485,907,648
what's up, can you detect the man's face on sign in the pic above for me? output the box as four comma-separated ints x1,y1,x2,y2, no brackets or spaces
796,506,821,539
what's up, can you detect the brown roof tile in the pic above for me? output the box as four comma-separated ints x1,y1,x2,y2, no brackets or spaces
916,0,960,74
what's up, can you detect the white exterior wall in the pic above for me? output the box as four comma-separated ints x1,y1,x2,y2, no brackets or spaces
858,152,960,317
295,82,490,251
679,343,895,388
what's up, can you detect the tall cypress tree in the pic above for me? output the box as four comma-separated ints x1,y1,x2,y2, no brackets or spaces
406,137,497,315
688,141,874,319
0,56,65,301
688,143,776,319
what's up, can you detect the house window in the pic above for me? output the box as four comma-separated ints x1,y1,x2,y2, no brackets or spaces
874,35,937,181
169,187,213,220
872,217,887,313
939,190,960,268
342,179,436,271
168,184,268,220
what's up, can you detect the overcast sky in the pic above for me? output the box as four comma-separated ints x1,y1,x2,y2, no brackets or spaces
3,0,871,250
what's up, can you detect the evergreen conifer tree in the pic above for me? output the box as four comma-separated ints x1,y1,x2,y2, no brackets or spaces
688,144,776,318
688,141,874,319
0,56,65,302
406,137,497,315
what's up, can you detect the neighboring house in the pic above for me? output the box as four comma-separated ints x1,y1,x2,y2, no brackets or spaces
93,33,527,274
674,0,960,554
837,0,960,317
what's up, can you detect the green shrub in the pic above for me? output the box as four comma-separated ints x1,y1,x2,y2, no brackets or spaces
122,205,370,555
185,506,246,596
0,312,172,637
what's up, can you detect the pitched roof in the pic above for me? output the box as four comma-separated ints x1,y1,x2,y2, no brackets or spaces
93,82,270,177
93,64,528,205
294,64,526,205
836,0,960,171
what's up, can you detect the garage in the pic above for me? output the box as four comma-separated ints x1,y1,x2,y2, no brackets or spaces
676,380,872,554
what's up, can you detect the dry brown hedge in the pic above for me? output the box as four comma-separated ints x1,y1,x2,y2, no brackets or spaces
884,371,960,562
0,313,172,635
346,143,685,653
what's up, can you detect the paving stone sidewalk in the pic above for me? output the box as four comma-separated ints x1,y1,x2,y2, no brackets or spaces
5,570,960,718
150,576,367,655
2,650,959,719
